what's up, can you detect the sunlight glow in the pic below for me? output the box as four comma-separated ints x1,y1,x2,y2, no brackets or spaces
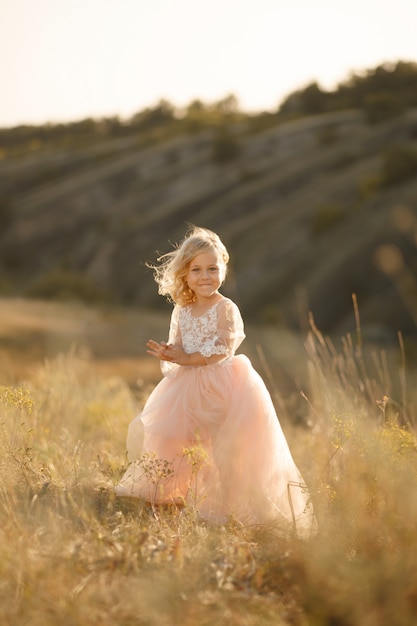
1,0,416,127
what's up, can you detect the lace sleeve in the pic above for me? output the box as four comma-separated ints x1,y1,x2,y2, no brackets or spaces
200,298,245,359
160,305,181,378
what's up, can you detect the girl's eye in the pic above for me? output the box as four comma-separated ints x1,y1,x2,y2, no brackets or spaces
190,266,219,273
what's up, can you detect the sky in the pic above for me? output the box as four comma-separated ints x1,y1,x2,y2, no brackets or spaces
1,0,417,128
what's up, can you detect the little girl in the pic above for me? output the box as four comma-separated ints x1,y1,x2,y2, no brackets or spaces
115,226,315,534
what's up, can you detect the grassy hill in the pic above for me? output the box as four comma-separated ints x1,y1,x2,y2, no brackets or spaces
1,104,417,338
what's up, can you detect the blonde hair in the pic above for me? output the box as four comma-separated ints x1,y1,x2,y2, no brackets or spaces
150,226,229,305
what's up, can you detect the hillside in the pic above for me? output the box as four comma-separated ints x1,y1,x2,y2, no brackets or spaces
1,107,417,337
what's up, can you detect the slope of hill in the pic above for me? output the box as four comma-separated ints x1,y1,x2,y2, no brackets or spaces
1,108,417,337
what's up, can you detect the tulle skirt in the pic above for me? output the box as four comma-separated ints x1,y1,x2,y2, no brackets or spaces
115,355,316,535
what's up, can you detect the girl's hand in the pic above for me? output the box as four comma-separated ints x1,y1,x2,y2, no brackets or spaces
163,344,189,365
146,339,173,361
146,340,189,365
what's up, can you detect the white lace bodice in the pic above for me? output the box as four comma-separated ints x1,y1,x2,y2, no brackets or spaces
180,304,228,358
160,297,245,378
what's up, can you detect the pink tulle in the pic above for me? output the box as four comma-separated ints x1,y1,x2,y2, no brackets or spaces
115,353,316,535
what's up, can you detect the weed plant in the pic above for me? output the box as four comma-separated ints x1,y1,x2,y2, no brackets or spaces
1,315,417,625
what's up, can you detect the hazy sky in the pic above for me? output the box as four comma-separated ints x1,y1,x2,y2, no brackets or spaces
1,0,417,128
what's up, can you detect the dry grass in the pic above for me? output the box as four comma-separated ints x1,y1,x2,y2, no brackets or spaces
0,350,301,626
1,299,417,625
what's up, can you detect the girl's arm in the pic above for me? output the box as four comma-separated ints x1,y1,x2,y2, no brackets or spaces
146,340,224,366
153,305,183,378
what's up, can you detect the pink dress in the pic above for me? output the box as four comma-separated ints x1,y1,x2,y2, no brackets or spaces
115,297,315,535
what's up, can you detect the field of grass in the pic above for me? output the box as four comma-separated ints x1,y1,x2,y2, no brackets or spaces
1,298,417,625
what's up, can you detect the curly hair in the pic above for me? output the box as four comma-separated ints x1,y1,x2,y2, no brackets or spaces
149,226,229,305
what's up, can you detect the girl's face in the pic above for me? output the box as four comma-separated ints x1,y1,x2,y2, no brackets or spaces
186,250,224,303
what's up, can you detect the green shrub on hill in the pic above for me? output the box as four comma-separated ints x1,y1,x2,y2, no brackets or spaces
311,204,346,236
279,61,417,118
0,196,12,229
212,126,241,163
316,124,340,146
380,145,417,186
364,91,405,124
358,173,381,199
